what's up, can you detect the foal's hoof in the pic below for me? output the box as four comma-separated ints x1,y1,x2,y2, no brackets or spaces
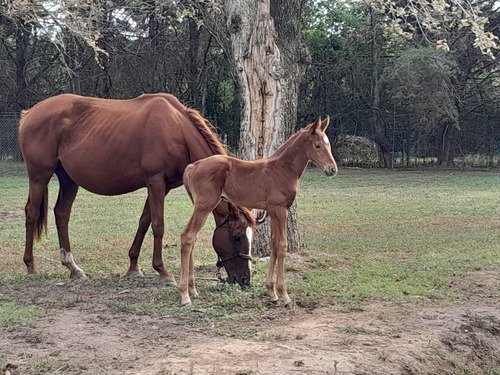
267,298,280,307
161,277,177,287
181,301,192,307
70,269,87,279
125,270,145,278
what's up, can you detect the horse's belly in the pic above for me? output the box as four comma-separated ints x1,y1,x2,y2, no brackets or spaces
63,162,146,195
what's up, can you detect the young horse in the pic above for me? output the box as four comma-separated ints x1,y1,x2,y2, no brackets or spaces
180,116,338,306
18,93,254,286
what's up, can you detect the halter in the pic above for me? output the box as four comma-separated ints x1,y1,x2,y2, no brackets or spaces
214,215,253,282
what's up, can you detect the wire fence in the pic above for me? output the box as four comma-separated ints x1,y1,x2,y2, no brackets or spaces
0,113,22,161
0,111,497,168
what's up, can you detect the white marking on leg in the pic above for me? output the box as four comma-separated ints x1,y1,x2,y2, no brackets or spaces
246,226,253,271
60,248,85,276
323,135,330,144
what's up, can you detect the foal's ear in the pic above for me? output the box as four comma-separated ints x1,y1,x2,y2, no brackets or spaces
311,116,322,134
321,116,330,132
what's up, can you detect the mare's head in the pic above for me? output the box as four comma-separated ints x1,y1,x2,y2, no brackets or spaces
212,203,255,287
304,116,338,176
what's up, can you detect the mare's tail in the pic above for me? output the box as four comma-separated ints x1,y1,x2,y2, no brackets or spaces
33,185,49,241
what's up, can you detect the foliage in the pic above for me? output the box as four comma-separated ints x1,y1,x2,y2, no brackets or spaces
0,0,499,165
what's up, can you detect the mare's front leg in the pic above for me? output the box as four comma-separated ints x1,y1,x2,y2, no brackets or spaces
147,176,176,286
54,166,86,279
267,207,292,306
126,197,151,277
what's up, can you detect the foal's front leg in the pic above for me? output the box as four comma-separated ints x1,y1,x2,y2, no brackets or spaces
267,208,292,306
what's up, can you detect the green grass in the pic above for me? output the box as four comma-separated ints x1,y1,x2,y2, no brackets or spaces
0,299,47,325
293,169,500,303
0,164,499,319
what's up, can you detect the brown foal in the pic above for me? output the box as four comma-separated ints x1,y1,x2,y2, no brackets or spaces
180,116,338,306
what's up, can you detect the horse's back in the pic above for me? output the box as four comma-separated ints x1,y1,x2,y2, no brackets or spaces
19,93,186,154
19,93,193,194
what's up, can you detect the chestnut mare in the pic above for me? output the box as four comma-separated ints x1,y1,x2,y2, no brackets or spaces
18,93,254,286
180,117,338,306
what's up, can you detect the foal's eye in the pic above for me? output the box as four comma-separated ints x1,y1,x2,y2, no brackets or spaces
315,143,321,149
233,236,241,242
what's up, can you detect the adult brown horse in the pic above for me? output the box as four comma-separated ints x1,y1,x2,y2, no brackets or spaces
180,116,338,306
18,93,255,286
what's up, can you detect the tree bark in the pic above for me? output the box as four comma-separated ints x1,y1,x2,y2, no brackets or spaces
224,0,309,257
14,22,29,112
437,122,456,166
370,7,392,169
188,19,201,108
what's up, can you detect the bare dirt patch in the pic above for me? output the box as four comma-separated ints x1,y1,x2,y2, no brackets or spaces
1,270,499,375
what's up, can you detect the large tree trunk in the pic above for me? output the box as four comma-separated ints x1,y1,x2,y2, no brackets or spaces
224,0,309,257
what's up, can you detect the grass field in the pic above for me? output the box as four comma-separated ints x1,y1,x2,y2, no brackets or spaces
1,164,499,309
1,163,499,374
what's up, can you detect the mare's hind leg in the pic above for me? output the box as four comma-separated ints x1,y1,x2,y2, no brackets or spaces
54,165,85,279
24,176,51,274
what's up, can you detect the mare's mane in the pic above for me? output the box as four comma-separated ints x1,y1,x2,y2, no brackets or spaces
183,108,255,227
185,108,227,156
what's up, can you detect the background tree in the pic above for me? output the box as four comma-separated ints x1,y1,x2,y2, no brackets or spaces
223,0,310,256
1,0,499,171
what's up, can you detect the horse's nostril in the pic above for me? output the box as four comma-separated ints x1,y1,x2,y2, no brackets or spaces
240,277,251,287
327,166,337,176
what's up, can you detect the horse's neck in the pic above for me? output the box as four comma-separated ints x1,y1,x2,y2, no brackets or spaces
185,131,219,161
271,133,310,178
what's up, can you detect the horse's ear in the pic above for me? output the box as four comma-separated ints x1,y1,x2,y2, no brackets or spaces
311,116,322,134
227,202,239,220
321,116,330,132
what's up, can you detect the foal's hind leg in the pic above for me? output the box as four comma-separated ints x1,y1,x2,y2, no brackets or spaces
180,202,219,306
54,166,86,279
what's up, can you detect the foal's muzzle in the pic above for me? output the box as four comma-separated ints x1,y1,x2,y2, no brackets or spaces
324,165,338,176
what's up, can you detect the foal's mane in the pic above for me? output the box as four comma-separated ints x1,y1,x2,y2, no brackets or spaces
185,108,227,156
272,124,311,158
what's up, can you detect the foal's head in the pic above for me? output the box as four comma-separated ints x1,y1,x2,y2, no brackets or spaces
304,116,338,176
212,203,255,286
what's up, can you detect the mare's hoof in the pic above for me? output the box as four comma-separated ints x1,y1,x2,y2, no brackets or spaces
70,270,87,279
283,300,294,308
125,270,145,278
181,301,192,307
161,277,177,287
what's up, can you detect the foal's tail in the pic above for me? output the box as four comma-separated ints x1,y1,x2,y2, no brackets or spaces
33,185,49,241
183,163,195,203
